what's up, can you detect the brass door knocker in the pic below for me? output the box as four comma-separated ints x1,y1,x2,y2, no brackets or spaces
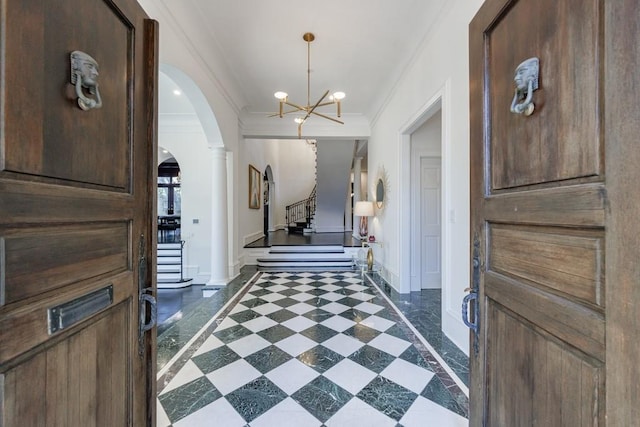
510,57,539,116
70,50,102,111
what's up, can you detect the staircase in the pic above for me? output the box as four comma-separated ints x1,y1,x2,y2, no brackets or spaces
286,185,316,234
257,245,355,272
157,241,193,289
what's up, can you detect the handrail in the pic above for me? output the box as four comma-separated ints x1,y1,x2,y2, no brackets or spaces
286,185,316,228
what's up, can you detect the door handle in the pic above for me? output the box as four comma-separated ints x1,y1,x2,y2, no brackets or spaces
137,234,156,355
140,292,157,334
462,233,481,356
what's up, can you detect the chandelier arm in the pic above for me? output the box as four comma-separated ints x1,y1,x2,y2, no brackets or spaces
267,109,305,118
283,101,308,111
309,110,344,124
302,90,330,122
314,101,337,108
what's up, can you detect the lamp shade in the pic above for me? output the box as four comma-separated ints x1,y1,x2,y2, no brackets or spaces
354,201,374,217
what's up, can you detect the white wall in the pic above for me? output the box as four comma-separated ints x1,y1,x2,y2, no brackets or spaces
239,139,317,251
367,0,484,354
158,117,213,284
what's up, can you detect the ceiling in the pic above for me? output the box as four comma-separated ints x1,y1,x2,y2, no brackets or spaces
146,0,449,123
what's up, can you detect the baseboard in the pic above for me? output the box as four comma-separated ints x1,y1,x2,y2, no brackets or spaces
243,231,264,246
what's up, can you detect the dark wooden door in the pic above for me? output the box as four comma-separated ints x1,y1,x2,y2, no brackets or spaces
469,0,640,424
0,0,158,425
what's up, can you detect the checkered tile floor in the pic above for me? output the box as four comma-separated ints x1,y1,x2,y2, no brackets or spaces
157,272,467,426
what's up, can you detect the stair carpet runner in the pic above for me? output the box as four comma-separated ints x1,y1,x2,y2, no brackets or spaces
257,246,354,272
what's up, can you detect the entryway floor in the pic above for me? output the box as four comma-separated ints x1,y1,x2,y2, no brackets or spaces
156,268,468,426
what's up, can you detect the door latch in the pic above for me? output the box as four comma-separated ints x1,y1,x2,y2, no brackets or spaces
462,233,481,356
138,234,157,356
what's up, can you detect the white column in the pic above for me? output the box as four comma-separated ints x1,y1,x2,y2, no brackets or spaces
352,157,362,239
207,147,229,287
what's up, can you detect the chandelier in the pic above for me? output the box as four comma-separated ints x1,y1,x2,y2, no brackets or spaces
271,32,345,138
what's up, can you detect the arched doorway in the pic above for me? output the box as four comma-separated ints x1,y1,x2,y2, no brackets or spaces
158,156,181,243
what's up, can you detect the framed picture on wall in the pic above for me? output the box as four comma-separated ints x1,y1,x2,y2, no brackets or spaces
248,164,261,209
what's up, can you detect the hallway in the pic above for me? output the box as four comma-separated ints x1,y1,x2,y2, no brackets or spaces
156,268,468,426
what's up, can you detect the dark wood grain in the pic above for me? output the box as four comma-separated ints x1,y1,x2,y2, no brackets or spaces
469,0,610,424
0,0,154,424
604,0,640,424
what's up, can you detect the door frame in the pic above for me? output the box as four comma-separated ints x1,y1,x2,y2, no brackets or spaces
398,79,469,354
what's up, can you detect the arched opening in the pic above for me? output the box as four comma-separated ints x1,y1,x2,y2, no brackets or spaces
157,156,181,243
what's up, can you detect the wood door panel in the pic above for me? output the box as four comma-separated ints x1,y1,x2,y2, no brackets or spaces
0,271,133,363
486,301,604,426
487,0,602,190
489,225,604,306
484,184,605,227
2,223,130,305
3,0,132,190
486,273,605,360
1,301,129,427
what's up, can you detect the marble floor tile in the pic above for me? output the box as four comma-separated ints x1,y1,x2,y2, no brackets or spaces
265,358,320,395
325,396,397,427
156,269,469,426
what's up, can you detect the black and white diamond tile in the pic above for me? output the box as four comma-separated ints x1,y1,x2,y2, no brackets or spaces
157,271,468,427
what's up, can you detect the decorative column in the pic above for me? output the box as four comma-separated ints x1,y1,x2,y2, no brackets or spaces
207,147,229,287
352,156,363,239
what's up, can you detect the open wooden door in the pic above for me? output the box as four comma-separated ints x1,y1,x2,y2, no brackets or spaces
469,0,640,424
0,0,158,425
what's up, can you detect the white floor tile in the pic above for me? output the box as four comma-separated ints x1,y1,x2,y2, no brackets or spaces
282,315,317,332
226,333,271,357
156,398,172,427
229,303,249,314
319,292,345,302
380,358,435,394
270,277,291,285
286,303,316,315
323,359,378,395
294,276,314,283
265,284,289,293
260,292,286,302
251,302,283,315
251,397,322,427
322,333,365,357
367,332,411,356
215,316,239,332
319,283,340,291
321,315,357,332
400,396,468,427
320,302,350,314
349,292,376,302
325,397,396,427
290,292,315,302
275,333,317,357
159,360,205,395
359,315,395,332
265,359,320,394
345,284,368,292
292,284,314,292
354,301,384,315
206,359,261,395
173,398,247,427
242,315,278,332
240,294,257,302
192,334,224,356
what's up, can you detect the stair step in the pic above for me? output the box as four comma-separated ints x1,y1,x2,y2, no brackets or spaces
158,264,181,273
157,272,183,280
270,245,344,253
158,249,182,257
158,243,182,250
157,278,193,289
158,256,182,264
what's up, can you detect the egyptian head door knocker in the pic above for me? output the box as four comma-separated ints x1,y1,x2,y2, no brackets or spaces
510,57,539,116
70,50,102,111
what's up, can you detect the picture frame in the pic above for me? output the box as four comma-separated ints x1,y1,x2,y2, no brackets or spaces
248,164,261,209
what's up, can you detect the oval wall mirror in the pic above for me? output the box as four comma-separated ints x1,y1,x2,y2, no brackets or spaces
376,178,385,208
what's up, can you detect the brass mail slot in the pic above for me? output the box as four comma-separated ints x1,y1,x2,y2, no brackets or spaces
48,285,113,334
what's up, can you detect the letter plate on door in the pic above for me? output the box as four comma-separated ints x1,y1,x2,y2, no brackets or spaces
48,285,113,334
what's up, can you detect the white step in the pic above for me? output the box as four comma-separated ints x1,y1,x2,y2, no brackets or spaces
157,278,193,289
157,249,182,257
158,264,181,273
269,245,344,254
158,243,182,250
157,272,183,281
158,256,182,265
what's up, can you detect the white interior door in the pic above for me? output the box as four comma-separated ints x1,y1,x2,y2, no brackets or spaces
421,157,441,289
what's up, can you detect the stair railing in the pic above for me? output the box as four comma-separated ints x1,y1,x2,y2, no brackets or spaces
286,185,317,228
